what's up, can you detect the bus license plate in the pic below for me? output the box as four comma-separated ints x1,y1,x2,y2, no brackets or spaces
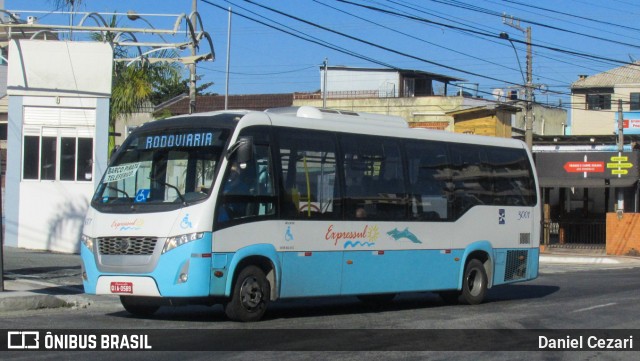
110,282,133,294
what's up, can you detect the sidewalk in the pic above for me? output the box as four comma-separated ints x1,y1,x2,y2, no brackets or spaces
0,246,91,312
1,245,640,313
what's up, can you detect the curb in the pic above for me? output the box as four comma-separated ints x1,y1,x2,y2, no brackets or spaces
540,255,620,264
0,279,93,313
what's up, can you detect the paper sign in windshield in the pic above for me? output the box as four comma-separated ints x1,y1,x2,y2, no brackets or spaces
103,163,140,183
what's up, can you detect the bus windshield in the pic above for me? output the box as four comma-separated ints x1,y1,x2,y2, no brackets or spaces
93,127,230,210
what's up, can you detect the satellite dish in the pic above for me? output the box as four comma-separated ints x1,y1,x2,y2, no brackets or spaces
492,88,505,102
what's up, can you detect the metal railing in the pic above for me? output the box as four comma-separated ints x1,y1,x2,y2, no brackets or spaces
545,219,606,245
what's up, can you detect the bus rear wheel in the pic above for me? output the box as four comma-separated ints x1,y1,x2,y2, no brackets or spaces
461,259,488,305
120,296,160,317
225,265,270,322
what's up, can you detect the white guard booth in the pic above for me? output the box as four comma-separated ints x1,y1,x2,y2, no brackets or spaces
5,39,112,253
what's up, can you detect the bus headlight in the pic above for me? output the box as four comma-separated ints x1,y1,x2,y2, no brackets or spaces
81,234,95,250
162,232,205,254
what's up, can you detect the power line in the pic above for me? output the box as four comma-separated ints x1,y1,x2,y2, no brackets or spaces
201,0,402,71
347,0,635,66
243,0,529,88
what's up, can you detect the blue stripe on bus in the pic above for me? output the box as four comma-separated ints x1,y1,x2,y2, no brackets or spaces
80,246,98,294
211,246,540,299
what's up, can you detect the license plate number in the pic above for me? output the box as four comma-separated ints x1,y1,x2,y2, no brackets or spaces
110,282,133,294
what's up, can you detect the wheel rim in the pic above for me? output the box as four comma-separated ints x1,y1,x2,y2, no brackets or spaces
466,269,483,297
239,276,263,310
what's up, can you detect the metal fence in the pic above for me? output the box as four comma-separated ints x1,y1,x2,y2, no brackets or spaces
545,219,606,245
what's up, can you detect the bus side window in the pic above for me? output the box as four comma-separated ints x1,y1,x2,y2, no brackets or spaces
406,140,451,221
216,128,276,225
341,135,407,220
277,128,339,219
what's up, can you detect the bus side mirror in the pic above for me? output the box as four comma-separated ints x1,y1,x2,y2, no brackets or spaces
227,136,254,163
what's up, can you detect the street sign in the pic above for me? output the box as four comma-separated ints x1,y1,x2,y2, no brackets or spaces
612,169,628,175
563,161,604,173
611,156,628,162
607,162,634,169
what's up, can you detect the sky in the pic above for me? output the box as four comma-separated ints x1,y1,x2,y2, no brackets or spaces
5,0,640,113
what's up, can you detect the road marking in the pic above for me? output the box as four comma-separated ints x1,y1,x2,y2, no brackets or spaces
571,302,617,313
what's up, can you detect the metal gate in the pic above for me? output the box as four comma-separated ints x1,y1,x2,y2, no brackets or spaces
544,219,606,246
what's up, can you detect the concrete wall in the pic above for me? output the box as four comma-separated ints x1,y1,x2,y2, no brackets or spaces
114,112,154,146
322,69,399,97
294,95,467,130
571,93,615,135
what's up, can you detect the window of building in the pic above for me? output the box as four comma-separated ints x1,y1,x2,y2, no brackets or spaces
586,93,611,110
22,127,93,182
631,93,640,111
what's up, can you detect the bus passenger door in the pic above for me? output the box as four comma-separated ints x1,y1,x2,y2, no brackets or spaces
275,128,344,298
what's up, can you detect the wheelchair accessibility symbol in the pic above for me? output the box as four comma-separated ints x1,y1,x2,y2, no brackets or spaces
181,214,193,229
135,189,151,203
135,189,150,203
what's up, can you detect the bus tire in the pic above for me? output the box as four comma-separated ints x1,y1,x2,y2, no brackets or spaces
461,259,488,305
120,296,160,317
225,265,270,322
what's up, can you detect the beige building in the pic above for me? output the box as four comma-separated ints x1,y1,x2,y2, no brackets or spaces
571,61,640,135
294,94,518,135
295,67,566,137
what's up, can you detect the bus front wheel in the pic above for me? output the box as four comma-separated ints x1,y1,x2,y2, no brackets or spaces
461,259,488,305
225,265,270,322
120,296,160,317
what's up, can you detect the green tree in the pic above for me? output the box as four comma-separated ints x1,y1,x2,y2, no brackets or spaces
90,16,182,154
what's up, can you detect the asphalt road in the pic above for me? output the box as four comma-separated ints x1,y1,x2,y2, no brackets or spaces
1,265,639,360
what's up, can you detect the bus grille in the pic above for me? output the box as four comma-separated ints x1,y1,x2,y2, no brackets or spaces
98,237,158,255
504,250,528,281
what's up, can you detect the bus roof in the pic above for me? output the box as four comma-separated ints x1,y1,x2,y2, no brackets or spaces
261,106,527,150
265,106,408,128
152,106,526,151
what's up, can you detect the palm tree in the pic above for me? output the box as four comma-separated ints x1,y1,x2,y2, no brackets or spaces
53,1,183,154
90,16,182,155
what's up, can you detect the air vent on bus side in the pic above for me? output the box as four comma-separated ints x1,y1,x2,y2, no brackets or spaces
504,250,528,281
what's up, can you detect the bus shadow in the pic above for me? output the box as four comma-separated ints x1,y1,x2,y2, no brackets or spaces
264,284,560,321
485,284,560,302
106,284,559,322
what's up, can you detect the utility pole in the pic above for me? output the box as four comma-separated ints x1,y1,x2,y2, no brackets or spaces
189,0,197,114
617,99,625,217
618,99,624,152
322,58,328,108
503,15,533,150
225,7,232,110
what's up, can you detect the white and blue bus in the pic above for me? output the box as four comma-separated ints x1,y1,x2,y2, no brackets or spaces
81,106,540,322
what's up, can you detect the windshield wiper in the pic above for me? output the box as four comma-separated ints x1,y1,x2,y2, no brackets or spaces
106,185,131,200
149,177,188,205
